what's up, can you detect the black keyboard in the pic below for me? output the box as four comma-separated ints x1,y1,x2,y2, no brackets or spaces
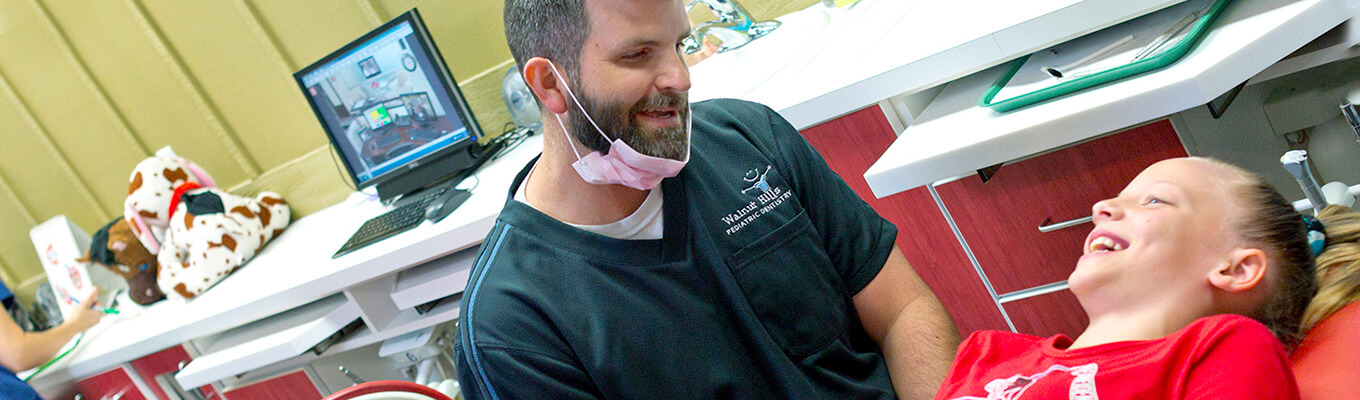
333,188,446,258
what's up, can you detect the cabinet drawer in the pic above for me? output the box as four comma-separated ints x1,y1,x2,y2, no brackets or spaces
222,370,321,400
128,345,220,400
801,106,1007,336
75,365,153,400
934,120,1186,294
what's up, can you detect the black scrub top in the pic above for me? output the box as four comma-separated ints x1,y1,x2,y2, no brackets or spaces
456,99,900,399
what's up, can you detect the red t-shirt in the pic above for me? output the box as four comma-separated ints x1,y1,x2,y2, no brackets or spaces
1291,301,1360,400
935,314,1298,400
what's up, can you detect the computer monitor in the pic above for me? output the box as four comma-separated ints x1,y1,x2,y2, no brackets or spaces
294,8,484,203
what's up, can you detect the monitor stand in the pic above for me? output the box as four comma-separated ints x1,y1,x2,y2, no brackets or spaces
374,145,476,205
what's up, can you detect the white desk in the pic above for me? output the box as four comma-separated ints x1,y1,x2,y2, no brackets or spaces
28,134,544,392
687,0,1355,198
863,0,1355,196
689,0,1187,129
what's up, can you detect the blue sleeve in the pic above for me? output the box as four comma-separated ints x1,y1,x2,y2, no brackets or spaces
754,103,898,294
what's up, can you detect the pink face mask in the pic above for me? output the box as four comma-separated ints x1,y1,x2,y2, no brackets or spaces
546,61,690,191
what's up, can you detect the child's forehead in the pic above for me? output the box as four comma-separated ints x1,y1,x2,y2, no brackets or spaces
1124,160,1247,210
1135,159,1241,190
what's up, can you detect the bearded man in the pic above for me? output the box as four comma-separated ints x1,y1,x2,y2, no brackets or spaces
454,0,959,398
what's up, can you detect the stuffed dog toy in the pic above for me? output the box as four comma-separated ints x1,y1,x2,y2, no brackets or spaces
124,147,216,255
86,218,165,305
156,187,289,300
124,148,291,301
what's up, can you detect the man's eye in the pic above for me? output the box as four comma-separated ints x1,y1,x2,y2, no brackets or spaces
622,50,648,60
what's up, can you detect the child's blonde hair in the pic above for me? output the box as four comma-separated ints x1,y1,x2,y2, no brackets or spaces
1302,205,1360,332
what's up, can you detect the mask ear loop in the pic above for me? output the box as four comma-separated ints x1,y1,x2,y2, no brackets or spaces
552,113,587,161
545,60,615,145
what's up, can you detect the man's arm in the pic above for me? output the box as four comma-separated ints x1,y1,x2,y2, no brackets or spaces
853,245,960,400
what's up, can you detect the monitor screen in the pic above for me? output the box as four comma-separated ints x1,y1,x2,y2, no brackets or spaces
294,8,482,194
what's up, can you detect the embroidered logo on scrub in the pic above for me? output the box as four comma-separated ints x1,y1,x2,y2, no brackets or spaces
952,363,1099,400
720,165,793,236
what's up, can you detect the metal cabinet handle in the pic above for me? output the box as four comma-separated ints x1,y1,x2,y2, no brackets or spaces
1037,216,1093,233
101,388,127,400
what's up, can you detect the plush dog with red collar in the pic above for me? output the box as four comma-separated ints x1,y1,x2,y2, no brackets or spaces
124,148,291,300
123,147,217,255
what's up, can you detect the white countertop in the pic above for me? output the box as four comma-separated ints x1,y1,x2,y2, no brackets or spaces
28,134,544,389
688,0,1187,129
863,0,1353,196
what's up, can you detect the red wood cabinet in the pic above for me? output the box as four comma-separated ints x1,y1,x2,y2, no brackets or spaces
75,365,153,400
801,107,1187,340
933,119,1187,338
222,370,322,400
127,345,220,400
934,120,1187,294
800,107,1008,336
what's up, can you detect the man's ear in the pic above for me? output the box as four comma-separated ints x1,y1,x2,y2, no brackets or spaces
522,57,570,115
1209,248,1269,292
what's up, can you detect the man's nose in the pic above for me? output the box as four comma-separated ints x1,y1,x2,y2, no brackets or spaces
658,51,692,93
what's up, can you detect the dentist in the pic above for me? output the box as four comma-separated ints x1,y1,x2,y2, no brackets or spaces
454,0,959,398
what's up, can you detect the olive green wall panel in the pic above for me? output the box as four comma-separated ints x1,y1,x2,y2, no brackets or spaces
0,2,145,224
139,0,322,172
242,2,378,71
0,174,43,301
372,1,513,82
0,74,108,229
39,0,255,188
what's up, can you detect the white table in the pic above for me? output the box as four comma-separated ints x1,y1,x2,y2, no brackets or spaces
689,0,1187,129
28,134,544,393
687,0,1356,198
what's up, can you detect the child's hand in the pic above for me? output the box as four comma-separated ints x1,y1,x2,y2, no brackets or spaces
66,290,104,332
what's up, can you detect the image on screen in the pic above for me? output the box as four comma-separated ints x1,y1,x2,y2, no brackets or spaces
363,104,393,130
358,56,381,78
295,12,477,188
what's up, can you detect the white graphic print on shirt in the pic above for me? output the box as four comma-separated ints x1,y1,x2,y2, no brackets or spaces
952,363,1099,400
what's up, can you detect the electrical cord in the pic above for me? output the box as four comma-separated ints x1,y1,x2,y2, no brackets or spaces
327,146,360,192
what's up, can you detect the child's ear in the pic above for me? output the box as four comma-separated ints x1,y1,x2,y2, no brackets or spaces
1210,248,1268,292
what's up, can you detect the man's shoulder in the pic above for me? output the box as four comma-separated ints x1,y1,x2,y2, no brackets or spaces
690,99,792,155
692,98,778,127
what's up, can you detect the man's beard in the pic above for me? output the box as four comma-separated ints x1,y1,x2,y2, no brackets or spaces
568,86,689,161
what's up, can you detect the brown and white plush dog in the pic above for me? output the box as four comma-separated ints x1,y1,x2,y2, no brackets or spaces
124,147,217,256
86,218,165,305
156,187,289,300
123,148,290,300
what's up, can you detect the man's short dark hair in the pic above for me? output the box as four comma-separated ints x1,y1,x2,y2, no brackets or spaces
504,0,591,75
